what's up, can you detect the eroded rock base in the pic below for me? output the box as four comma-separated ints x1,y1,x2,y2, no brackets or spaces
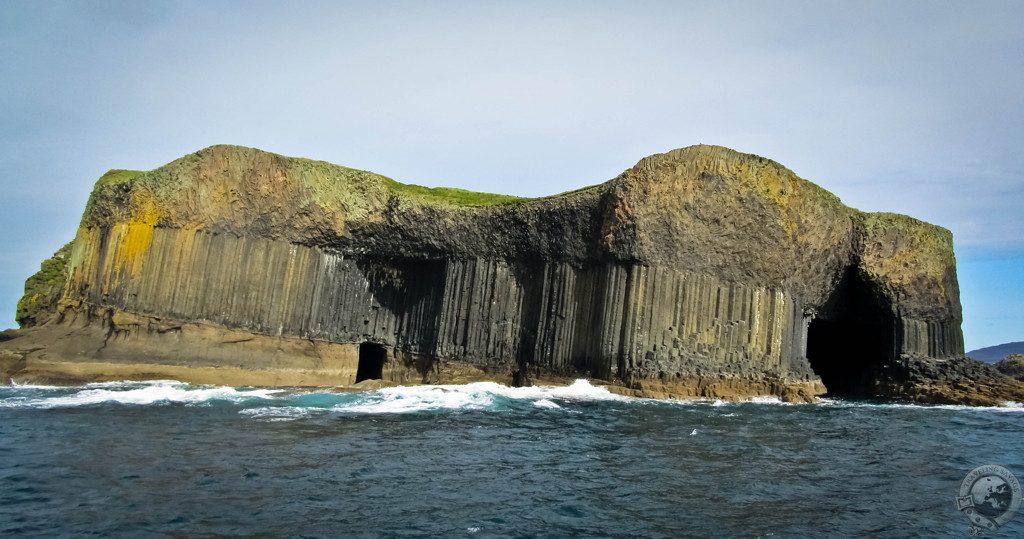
871,355,1024,406
607,377,825,403
0,308,823,402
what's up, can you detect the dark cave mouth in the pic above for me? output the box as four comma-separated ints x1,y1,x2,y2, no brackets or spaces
356,342,387,383
806,317,880,396
805,267,894,397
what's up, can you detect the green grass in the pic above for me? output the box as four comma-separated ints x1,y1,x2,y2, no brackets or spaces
290,154,525,208
94,169,145,188
379,177,524,207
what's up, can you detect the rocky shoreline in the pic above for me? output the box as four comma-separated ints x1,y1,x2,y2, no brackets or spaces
0,307,825,402
3,311,1019,405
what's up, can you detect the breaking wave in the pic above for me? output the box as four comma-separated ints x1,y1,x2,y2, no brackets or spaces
0,380,282,409
1,379,1020,418
0,379,627,417
816,397,1024,412
330,380,625,414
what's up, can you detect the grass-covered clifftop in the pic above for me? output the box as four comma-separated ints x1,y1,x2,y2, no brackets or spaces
65,143,964,315
16,242,73,327
377,177,523,207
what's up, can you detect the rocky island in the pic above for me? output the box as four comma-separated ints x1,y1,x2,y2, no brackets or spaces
2,144,1022,405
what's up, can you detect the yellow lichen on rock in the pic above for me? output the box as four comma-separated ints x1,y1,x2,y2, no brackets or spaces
114,224,155,275
113,193,161,276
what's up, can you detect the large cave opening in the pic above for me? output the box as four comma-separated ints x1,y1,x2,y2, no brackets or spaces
806,266,894,397
356,343,387,382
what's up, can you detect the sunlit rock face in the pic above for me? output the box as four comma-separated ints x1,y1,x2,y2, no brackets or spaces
9,144,1011,405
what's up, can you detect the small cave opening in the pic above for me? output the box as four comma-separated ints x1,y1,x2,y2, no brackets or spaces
805,266,894,397
356,342,387,383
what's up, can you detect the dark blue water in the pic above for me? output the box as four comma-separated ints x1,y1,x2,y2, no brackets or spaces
1,380,1022,537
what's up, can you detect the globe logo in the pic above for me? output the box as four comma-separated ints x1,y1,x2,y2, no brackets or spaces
956,465,1022,535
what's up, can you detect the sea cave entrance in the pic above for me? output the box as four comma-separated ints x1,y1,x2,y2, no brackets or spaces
356,343,387,383
805,267,894,397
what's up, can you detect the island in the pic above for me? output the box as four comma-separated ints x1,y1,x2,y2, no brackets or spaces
3,144,1021,405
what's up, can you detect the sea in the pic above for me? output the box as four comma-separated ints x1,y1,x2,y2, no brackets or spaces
1,380,1022,538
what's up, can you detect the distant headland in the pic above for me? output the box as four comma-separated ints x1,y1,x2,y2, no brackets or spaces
2,144,1021,405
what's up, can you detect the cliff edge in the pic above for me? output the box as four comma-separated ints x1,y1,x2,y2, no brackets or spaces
3,144,1021,405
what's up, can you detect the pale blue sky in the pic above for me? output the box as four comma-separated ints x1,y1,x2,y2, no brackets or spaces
1,1,1021,350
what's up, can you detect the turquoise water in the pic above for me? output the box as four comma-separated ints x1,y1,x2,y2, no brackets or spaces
1,380,1022,537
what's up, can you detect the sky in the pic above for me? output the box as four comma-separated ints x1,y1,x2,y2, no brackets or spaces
1,0,1021,350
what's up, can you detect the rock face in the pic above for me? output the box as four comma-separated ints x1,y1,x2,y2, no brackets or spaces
3,144,1020,404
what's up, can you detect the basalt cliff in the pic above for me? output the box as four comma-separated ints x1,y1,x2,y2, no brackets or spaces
3,144,1022,405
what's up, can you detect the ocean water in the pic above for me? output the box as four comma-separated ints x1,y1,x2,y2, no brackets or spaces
1,380,1022,538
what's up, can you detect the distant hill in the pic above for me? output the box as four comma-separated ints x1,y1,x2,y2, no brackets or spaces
968,342,1024,363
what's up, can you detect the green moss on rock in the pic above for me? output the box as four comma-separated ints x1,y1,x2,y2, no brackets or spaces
16,241,74,327
95,169,144,188
855,210,960,319
83,169,148,225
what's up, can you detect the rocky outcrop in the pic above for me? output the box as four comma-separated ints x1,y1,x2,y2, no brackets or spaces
2,144,1018,404
995,354,1024,381
869,355,1024,406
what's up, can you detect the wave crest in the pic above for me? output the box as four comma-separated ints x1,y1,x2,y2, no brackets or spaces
331,379,623,414
0,380,282,409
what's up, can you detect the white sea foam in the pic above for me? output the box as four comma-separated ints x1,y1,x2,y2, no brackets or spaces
745,395,790,405
816,397,1024,412
6,381,67,390
426,379,627,402
332,379,624,414
674,396,790,407
6,378,1021,415
3,379,623,414
1,380,282,408
333,386,492,414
